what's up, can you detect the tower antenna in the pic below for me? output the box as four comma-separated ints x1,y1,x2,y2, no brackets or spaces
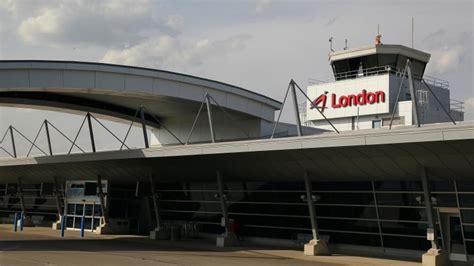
329,37,334,52
411,17,414,48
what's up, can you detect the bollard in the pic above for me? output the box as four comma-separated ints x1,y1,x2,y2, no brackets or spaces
13,212,18,232
80,215,85,238
19,212,24,231
60,215,66,238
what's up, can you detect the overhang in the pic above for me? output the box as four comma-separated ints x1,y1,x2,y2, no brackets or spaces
0,122,472,183
0,60,281,127
329,44,431,64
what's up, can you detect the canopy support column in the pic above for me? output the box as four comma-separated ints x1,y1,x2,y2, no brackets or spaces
140,106,150,148
421,167,448,265
86,113,96,152
149,173,167,240
97,176,108,225
303,172,330,256
205,95,216,143
290,80,303,137
216,171,237,247
407,62,420,127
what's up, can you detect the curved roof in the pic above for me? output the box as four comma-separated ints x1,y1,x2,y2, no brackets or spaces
0,60,281,126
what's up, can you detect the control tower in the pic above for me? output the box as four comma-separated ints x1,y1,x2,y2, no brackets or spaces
304,38,464,131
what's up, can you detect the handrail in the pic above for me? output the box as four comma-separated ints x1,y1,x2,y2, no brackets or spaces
308,64,449,90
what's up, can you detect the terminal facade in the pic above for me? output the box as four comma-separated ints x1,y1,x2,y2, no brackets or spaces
0,41,471,264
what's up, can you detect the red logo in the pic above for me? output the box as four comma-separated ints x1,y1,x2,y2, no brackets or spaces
311,89,385,112
310,92,328,112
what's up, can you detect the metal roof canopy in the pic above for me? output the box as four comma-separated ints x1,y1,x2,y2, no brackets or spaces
0,60,281,127
1,122,472,184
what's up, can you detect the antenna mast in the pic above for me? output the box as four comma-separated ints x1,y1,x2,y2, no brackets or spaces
411,17,414,48
329,37,334,52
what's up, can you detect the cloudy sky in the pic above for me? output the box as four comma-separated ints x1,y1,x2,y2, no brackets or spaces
0,0,472,154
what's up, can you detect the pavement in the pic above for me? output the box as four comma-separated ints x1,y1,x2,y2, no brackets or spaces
0,225,427,266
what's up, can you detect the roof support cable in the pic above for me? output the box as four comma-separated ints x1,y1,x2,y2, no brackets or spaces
270,83,292,139
120,107,140,150
142,106,184,145
26,121,45,157
10,126,48,156
67,114,87,154
293,80,340,134
421,79,457,125
89,113,130,150
185,93,207,145
46,120,86,154
389,59,409,129
207,94,251,140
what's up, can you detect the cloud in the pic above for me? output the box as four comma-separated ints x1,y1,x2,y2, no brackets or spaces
255,0,272,14
325,17,338,27
424,31,472,76
5,0,182,48
101,34,252,71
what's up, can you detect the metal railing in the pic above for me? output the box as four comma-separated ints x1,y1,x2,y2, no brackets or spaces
450,99,464,113
308,65,450,90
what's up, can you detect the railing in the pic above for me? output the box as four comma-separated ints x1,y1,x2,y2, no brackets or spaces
450,99,464,113
308,65,450,90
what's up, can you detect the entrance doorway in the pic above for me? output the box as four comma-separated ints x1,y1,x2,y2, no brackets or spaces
439,210,467,261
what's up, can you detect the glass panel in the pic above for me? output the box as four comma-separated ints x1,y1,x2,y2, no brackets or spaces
318,218,379,233
430,181,455,192
383,235,430,250
316,192,374,205
463,225,474,239
75,204,84,216
67,204,75,215
315,206,377,219
456,181,474,192
378,206,426,221
374,181,422,191
465,240,474,255
431,193,457,207
74,217,81,229
93,218,101,229
378,54,397,68
94,204,102,216
85,204,93,216
229,203,307,216
323,231,381,247
462,210,474,224
459,194,474,207
450,216,465,254
313,181,372,191
380,221,427,236
376,193,424,206
83,218,92,231
66,216,74,228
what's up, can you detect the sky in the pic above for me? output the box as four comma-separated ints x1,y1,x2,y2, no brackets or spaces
0,0,472,155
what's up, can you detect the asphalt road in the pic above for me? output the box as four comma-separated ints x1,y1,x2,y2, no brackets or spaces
0,225,419,266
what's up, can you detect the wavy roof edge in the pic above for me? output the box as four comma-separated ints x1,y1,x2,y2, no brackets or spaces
0,60,282,109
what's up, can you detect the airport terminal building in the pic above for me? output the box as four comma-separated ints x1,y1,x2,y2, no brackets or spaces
0,43,472,264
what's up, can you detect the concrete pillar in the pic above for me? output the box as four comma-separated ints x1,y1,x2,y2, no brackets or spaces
420,167,449,266
303,172,330,256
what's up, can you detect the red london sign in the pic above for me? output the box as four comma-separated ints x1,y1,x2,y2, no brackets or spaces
310,89,385,112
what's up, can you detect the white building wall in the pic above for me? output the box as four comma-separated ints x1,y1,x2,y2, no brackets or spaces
306,73,462,132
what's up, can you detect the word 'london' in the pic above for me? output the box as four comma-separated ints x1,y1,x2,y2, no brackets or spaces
311,89,386,112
